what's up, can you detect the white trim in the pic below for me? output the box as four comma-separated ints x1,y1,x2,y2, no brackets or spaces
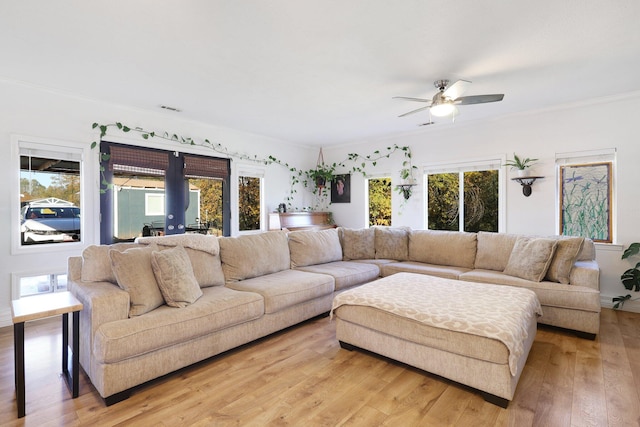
11,134,88,255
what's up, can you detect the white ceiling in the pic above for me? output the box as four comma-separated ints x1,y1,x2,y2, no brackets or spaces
1,1,639,146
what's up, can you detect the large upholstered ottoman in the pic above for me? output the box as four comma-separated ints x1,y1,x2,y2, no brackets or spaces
331,272,542,407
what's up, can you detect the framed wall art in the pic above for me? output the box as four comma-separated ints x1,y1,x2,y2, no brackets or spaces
331,174,351,203
559,162,612,243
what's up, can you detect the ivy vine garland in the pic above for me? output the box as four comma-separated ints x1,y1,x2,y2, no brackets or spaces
91,122,417,207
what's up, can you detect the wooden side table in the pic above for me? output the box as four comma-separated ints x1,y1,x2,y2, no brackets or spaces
11,291,83,418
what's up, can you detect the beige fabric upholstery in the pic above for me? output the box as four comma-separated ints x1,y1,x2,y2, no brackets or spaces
81,242,141,283
474,232,519,271
460,270,601,312
94,286,263,363
577,238,596,261
295,261,380,291
374,226,409,260
220,231,290,281
570,260,600,290
110,245,165,317
333,273,539,401
288,228,343,268
504,237,558,282
340,227,375,260
225,269,334,314
137,235,225,287
151,246,203,308
381,261,470,280
545,237,585,284
409,229,477,269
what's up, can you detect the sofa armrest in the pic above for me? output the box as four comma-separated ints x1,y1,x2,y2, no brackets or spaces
67,257,130,376
569,260,600,291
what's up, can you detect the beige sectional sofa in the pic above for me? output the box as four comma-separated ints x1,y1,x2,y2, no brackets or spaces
68,226,599,405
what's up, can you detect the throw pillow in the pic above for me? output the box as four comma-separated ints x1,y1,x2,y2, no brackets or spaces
545,237,585,284
81,242,140,283
341,227,375,260
110,245,165,317
288,228,343,268
374,226,409,260
503,237,558,282
151,245,203,308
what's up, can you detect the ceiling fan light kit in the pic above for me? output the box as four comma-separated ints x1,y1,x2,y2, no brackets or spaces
394,79,504,122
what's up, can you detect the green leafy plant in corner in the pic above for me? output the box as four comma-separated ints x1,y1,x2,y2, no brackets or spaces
613,242,640,309
504,154,538,170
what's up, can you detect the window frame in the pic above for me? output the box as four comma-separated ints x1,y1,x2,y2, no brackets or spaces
423,156,506,233
237,165,265,234
11,135,88,255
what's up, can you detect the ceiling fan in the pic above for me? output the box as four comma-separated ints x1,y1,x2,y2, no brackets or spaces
394,79,504,122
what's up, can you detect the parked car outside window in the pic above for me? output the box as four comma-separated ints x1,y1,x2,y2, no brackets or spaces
20,198,81,244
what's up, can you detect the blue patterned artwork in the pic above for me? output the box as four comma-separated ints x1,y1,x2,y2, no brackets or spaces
560,162,612,243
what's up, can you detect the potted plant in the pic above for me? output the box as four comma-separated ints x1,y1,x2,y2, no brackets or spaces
309,165,335,190
613,242,640,309
504,154,538,177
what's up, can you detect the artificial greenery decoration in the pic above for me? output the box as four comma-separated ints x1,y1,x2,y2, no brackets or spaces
91,122,415,209
613,242,640,309
504,154,538,170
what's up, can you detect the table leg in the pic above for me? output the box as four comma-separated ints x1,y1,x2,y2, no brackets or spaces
14,322,25,418
61,311,80,398
62,313,68,376
72,311,79,397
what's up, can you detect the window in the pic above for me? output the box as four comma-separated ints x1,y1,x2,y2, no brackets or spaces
13,137,85,253
238,168,263,232
426,158,503,232
100,142,230,243
13,272,68,298
368,177,392,226
145,193,165,216
556,149,616,243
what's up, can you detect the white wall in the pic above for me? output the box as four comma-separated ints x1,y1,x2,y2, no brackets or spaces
0,80,317,326
325,93,640,312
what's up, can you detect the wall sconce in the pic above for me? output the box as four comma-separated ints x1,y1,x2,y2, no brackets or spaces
512,176,543,197
396,184,416,200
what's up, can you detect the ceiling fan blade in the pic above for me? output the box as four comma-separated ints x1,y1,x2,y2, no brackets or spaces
393,96,431,103
442,79,471,100
398,105,431,117
455,94,504,105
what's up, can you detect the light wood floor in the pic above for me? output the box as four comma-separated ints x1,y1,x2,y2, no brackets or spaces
1,308,639,426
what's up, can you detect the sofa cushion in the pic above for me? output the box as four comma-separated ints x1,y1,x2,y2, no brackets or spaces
93,286,264,364
219,231,290,282
374,226,409,260
459,270,601,313
340,227,375,260
380,261,470,280
110,245,165,317
474,232,519,271
545,237,585,284
295,261,380,291
577,238,596,261
288,228,343,268
136,234,225,287
81,242,141,283
151,246,203,308
409,230,477,269
225,269,335,314
503,237,558,282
